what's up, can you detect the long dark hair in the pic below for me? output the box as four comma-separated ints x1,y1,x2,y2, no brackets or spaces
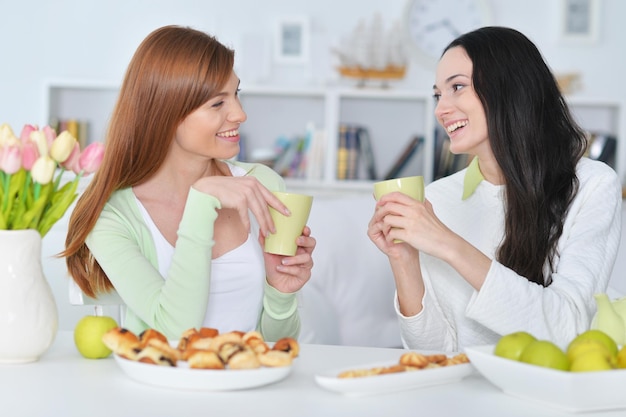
443,27,587,286
64,25,235,297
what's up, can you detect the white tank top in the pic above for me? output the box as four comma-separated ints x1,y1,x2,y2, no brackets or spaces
134,164,265,333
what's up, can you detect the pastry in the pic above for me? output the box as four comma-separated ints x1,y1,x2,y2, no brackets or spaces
145,338,181,362
187,349,225,370
209,332,243,352
339,351,471,378
102,327,141,360
272,337,299,358
176,328,199,351
257,350,293,367
228,348,261,370
138,328,168,348
217,341,245,364
399,352,429,368
136,345,177,366
198,327,219,338
243,331,269,354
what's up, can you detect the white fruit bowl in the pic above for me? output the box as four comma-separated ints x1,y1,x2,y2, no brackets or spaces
465,344,626,413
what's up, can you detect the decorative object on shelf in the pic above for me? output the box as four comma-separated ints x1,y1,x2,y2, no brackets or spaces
274,16,310,64
559,0,601,44
0,229,58,363
586,132,617,169
556,72,582,95
0,123,104,237
334,13,409,88
403,0,492,68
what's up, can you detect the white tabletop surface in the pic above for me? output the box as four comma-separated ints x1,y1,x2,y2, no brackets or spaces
2,331,625,417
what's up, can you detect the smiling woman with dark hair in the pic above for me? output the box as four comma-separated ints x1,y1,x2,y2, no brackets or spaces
368,26,622,351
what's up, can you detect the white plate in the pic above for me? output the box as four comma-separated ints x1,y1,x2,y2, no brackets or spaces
114,354,292,391
465,344,626,413
315,359,474,396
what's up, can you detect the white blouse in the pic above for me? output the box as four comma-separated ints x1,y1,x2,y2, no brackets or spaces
134,164,265,333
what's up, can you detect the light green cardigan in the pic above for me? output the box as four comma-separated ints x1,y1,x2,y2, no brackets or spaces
85,160,300,341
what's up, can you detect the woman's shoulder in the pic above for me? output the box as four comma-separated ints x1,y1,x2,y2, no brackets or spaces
575,157,622,201
577,157,620,183
228,160,285,191
105,187,135,207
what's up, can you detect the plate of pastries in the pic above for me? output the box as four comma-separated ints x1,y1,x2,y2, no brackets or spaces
315,351,473,396
103,326,299,391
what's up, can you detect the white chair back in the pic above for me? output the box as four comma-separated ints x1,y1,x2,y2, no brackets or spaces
68,279,126,325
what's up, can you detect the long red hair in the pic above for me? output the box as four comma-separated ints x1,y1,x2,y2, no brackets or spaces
63,25,234,297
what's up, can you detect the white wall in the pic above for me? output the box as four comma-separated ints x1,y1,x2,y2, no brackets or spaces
3,0,626,331
1,0,625,128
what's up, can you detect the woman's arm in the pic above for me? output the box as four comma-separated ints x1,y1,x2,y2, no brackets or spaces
86,188,219,340
466,162,622,345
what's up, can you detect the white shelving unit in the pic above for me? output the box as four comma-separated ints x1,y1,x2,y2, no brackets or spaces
567,97,625,181
43,81,625,196
239,85,436,195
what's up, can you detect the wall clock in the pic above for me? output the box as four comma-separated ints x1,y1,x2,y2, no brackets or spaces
403,0,492,68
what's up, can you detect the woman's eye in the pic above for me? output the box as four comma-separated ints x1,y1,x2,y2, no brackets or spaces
452,84,465,92
432,93,441,102
211,100,225,108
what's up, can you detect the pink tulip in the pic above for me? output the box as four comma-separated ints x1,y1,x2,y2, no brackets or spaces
61,142,81,173
42,125,57,149
19,124,38,141
21,140,40,170
78,142,105,175
0,144,23,175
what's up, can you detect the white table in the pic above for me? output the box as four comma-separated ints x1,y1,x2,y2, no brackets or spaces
2,331,624,417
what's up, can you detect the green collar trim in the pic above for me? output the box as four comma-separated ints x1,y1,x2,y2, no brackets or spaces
462,157,484,200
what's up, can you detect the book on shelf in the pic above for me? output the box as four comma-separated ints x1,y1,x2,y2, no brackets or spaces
255,123,326,180
336,125,349,180
383,135,424,180
49,118,89,148
305,127,326,181
273,135,307,178
432,126,470,180
357,126,377,181
336,124,377,181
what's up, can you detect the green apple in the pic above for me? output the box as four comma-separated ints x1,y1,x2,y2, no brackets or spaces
570,349,616,372
566,338,613,363
494,331,537,361
519,340,570,371
617,345,626,369
74,315,118,359
568,329,618,358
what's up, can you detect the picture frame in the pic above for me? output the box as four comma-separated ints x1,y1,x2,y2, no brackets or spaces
559,0,601,43
274,16,310,64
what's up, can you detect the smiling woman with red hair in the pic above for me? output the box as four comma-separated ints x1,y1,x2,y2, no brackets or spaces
63,25,316,341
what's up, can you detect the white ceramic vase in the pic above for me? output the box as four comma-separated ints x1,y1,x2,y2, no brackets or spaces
0,229,58,363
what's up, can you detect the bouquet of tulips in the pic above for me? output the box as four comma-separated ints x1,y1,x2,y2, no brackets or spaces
0,123,104,237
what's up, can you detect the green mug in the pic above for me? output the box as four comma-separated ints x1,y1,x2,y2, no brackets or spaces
373,176,424,243
264,191,313,256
